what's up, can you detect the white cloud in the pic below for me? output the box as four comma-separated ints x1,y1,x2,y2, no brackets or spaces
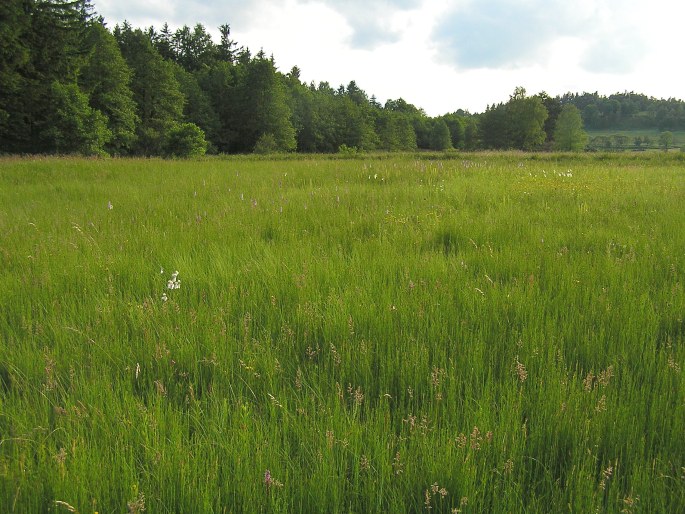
296,0,424,48
431,0,648,73
95,0,264,31
93,0,685,114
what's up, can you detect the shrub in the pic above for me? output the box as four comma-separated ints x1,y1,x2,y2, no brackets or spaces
164,123,207,158
337,144,358,155
253,133,279,154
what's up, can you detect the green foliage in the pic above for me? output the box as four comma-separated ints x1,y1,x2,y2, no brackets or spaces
334,95,379,151
583,130,685,152
429,119,452,150
253,132,279,154
442,113,466,149
464,118,479,149
337,143,358,155
233,53,296,153
659,131,674,151
43,81,111,155
479,89,548,150
480,103,510,149
375,111,417,151
0,0,96,153
80,22,138,154
554,104,588,151
196,61,238,153
563,91,685,131
506,90,548,150
538,91,562,142
117,25,185,155
170,23,216,71
3,4,685,158
0,0,31,150
163,122,207,157
172,64,220,150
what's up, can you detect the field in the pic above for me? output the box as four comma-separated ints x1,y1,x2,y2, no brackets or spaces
1,153,684,513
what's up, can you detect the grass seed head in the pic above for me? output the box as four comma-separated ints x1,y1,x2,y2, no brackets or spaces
514,356,528,383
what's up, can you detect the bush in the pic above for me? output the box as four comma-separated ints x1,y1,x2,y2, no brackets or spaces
253,133,279,154
164,123,207,158
337,144,358,155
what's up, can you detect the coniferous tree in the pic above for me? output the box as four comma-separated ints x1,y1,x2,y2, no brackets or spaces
283,66,320,152
172,63,220,150
217,24,238,63
196,60,237,152
306,86,339,152
172,24,215,71
0,0,31,151
442,113,466,149
154,23,175,61
116,24,186,155
333,93,378,151
3,0,96,152
80,22,138,154
235,52,295,152
375,110,411,150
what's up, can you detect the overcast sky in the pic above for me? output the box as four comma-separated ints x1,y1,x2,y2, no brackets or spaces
95,0,684,116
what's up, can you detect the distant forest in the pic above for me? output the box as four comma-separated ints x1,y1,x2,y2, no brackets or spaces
2,0,685,156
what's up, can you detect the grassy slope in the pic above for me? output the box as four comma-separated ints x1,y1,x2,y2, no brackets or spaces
0,153,684,513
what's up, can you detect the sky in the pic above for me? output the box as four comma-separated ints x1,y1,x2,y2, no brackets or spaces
94,0,685,116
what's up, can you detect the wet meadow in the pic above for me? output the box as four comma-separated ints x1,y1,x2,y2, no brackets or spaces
0,153,684,512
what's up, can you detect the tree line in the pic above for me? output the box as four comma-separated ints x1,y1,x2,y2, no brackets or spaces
561,92,685,132
1,1,683,157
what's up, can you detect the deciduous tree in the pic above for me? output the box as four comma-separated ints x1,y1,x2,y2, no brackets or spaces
506,89,547,150
43,80,111,155
429,119,452,150
659,131,674,151
553,104,587,151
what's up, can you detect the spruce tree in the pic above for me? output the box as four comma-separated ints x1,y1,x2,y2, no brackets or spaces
116,25,185,155
80,22,138,154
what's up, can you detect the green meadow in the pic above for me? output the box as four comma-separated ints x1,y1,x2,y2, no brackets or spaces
1,153,684,513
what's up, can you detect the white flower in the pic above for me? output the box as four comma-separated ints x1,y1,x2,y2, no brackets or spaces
161,293,168,302
167,271,181,290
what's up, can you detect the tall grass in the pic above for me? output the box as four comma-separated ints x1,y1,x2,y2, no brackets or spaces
1,153,683,513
